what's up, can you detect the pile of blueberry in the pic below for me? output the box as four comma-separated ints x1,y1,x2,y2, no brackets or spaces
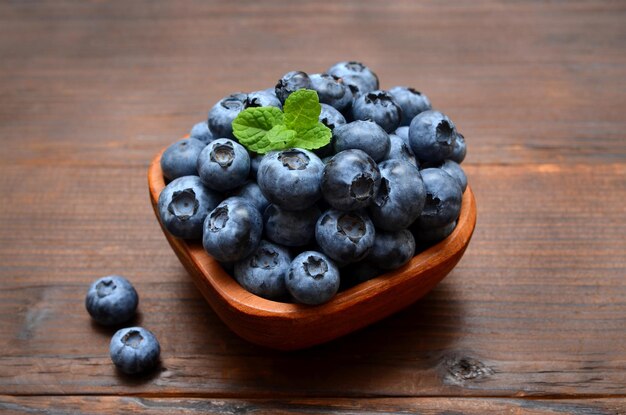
157,61,467,305
85,275,160,374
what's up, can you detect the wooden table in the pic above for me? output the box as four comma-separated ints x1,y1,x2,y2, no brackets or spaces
1,1,624,413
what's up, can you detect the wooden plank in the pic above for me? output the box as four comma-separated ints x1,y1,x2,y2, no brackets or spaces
0,0,625,166
0,164,623,396
0,396,625,415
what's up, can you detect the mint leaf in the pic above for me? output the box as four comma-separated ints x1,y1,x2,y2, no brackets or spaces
261,125,297,153
283,89,321,131
290,122,332,150
232,107,283,147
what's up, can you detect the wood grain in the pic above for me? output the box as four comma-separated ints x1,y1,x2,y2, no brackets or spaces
0,165,623,397
0,0,625,410
1,396,625,415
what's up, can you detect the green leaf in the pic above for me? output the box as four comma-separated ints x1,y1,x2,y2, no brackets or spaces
283,89,321,131
257,125,297,154
290,122,332,150
232,107,283,147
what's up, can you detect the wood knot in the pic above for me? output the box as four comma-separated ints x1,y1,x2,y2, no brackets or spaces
442,355,494,385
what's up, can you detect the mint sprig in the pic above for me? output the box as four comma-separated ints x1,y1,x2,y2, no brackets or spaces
232,89,331,154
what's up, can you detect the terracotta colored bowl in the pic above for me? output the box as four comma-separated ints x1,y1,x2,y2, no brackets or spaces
148,148,476,350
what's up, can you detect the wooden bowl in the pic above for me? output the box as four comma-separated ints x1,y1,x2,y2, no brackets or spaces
148,148,476,350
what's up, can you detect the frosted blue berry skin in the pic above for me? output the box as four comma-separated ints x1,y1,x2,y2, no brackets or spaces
109,327,160,375
388,86,432,126
189,121,215,144
394,126,409,142
384,133,418,167
321,149,381,211
340,74,374,99
197,138,250,192
409,110,457,164
327,61,379,94
263,204,321,247
229,181,269,213
439,159,467,193
368,229,416,270
202,197,263,263
315,209,376,264
319,103,347,131
309,73,353,111
275,71,313,104
415,168,462,229
257,149,324,211
234,240,291,300
208,93,248,139
368,159,425,231
333,120,390,162
450,132,467,164
158,176,222,239
313,104,346,158
160,138,205,181
246,90,282,109
286,251,340,305
85,275,138,326
351,90,402,133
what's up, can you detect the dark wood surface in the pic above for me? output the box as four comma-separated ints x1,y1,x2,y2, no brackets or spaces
1,1,625,414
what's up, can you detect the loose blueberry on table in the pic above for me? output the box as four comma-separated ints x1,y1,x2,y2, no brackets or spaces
109,327,160,375
85,275,138,326
156,61,469,305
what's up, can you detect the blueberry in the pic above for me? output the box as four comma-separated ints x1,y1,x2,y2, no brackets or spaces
263,204,321,247
197,138,250,192
319,103,347,131
388,87,432,126
340,74,375,98
385,133,418,167
415,168,462,229
439,159,467,192
229,181,269,213
352,90,402,133
368,159,425,231
202,197,263,262
234,240,291,300
450,132,467,164
160,138,205,181
409,110,457,164
314,104,346,158
322,149,381,211
275,71,313,104
158,175,222,239
327,61,379,94
412,221,457,246
189,121,215,144
315,209,375,263
246,90,282,109
286,251,340,305
257,149,324,211
309,73,353,111
85,275,138,326
333,120,390,162
368,229,416,270
109,327,160,375
394,126,409,142
207,93,247,139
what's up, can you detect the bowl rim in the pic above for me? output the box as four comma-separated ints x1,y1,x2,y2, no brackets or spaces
148,147,476,320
